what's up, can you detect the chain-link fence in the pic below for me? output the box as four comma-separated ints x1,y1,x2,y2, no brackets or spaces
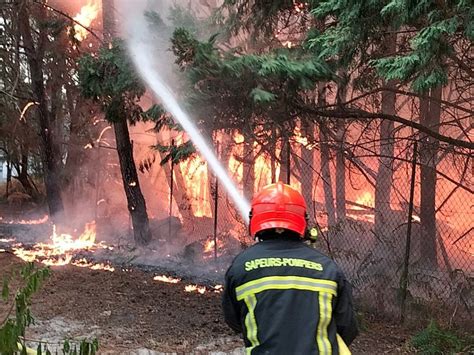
152,129,473,325
91,121,472,324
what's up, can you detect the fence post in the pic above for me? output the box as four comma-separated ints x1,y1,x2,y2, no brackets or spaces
5,160,11,198
94,143,101,220
128,139,134,235
400,140,418,324
169,139,175,238
286,138,291,184
213,141,219,260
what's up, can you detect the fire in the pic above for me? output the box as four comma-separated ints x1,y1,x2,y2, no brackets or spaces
90,263,115,272
0,238,15,243
50,222,96,251
185,285,207,294
179,155,212,217
12,221,112,269
202,238,226,259
153,275,181,284
73,0,100,41
203,239,216,253
213,284,223,293
228,133,244,184
293,126,310,147
3,215,49,225
72,258,115,272
254,153,274,191
355,192,374,209
347,213,375,224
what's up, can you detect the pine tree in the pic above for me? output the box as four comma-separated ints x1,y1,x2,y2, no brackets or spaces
78,41,152,246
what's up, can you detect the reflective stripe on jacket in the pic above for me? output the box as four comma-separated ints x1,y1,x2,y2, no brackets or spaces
222,237,358,355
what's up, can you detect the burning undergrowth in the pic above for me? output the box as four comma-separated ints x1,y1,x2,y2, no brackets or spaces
0,215,243,292
3,220,116,271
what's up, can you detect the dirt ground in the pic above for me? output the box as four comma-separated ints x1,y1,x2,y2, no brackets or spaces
0,252,415,354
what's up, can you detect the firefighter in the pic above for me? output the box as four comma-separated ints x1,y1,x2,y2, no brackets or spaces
222,182,358,354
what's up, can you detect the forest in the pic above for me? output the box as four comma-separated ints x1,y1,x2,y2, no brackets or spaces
0,0,472,353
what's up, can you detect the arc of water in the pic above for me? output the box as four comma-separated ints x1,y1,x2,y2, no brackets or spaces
128,42,250,224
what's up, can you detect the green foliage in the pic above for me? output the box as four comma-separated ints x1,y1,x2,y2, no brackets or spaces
153,140,196,165
410,320,471,354
374,1,468,91
0,263,50,354
0,263,98,355
168,5,199,35
78,39,145,123
144,10,165,30
250,88,276,103
168,0,472,148
171,28,201,69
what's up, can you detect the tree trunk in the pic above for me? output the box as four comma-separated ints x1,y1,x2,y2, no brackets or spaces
278,135,290,184
271,127,277,183
318,83,336,227
319,123,336,228
419,86,442,267
114,120,152,245
17,3,64,221
159,149,194,223
374,34,397,235
374,105,396,232
301,121,315,222
210,132,234,226
335,78,347,221
6,160,11,198
102,0,116,41
335,121,346,221
15,154,37,199
243,134,255,201
102,0,151,245
63,86,83,199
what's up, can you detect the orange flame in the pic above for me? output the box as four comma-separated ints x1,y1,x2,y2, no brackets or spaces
213,284,223,293
184,285,206,294
203,239,215,253
179,155,212,217
73,0,100,41
12,221,113,269
153,275,181,284
355,192,374,210
72,258,115,272
202,238,225,259
3,215,49,225
228,133,244,184
0,238,15,243
50,222,96,251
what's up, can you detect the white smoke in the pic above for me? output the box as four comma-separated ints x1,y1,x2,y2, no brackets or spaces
115,0,251,223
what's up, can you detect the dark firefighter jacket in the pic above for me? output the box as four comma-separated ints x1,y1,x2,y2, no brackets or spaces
222,237,358,355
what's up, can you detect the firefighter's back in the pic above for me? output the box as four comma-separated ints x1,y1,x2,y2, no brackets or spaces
226,237,343,355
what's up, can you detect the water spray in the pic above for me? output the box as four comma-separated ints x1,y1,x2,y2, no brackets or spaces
124,23,250,223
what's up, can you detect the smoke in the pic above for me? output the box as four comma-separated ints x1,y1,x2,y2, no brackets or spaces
115,0,251,223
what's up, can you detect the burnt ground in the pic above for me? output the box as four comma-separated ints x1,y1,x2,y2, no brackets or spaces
0,252,415,354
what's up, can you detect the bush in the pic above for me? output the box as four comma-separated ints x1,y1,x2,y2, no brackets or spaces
1,263,99,355
410,320,471,354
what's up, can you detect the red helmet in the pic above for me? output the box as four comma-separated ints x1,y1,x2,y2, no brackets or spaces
249,182,307,237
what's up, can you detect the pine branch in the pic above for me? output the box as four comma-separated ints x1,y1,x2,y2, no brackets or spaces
301,106,474,150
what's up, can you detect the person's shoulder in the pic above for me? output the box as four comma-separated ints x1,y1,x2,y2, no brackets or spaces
231,242,262,263
300,244,344,271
